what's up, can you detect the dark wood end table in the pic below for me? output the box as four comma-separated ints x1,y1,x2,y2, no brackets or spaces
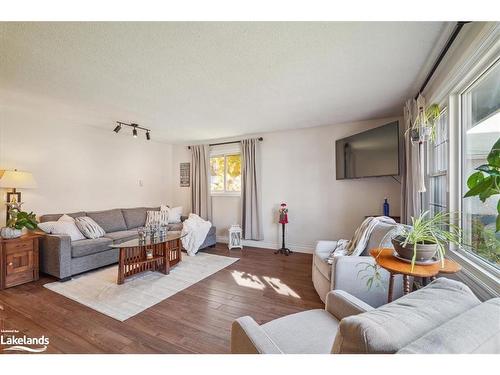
370,248,462,303
0,233,43,290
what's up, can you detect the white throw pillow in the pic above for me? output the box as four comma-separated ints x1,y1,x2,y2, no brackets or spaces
146,210,169,226
38,215,86,241
167,206,183,224
75,217,106,239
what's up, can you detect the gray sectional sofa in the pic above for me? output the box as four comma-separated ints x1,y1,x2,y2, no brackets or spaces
39,207,216,280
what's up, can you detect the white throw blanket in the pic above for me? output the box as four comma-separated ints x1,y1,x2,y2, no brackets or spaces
181,214,212,256
327,216,396,264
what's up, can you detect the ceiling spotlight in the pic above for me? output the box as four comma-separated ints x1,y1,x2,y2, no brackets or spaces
114,121,150,140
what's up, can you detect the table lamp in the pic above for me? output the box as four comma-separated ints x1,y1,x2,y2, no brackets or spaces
0,169,37,223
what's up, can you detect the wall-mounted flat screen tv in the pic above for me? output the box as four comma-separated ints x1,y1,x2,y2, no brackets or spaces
335,121,400,180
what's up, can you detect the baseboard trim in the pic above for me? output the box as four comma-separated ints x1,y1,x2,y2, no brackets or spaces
216,236,313,254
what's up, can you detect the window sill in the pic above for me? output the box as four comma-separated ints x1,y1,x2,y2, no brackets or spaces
447,247,500,300
210,192,241,197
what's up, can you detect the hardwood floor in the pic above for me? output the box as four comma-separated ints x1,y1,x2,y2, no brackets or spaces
0,244,323,353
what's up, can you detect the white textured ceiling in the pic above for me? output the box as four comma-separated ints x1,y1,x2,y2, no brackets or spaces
0,22,447,143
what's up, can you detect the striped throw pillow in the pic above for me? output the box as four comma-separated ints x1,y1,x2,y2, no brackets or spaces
146,210,169,226
75,217,106,239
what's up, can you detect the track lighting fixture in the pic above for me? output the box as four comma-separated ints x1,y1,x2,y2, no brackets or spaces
113,121,151,140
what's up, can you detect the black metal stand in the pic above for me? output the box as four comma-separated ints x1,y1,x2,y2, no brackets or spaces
275,223,292,256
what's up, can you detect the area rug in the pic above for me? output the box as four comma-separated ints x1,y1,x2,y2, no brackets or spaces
44,252,238,321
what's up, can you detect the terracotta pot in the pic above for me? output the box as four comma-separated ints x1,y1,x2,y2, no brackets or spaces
392,236,438,262
1,227,22,239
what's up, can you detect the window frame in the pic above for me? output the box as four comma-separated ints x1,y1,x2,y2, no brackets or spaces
209,145,242,197
457,59,500,272
422,23,500,299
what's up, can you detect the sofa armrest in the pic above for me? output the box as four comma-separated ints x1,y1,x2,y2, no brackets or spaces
315,240,338,253
326,290,374,320
39,234,72,279
331,255,404,308
231,316,283,354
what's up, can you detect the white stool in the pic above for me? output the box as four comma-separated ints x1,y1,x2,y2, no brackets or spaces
228,224,243,250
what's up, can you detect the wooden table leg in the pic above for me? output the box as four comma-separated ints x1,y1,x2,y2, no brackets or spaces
117,248,125,285
387,273,395,303
164,242,170,275
403,275,411,295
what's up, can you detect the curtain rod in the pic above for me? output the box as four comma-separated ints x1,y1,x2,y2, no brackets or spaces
188,137,263,150
414,21,471,100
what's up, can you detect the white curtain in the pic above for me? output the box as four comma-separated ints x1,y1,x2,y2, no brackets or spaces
401,95,426,224
190,145,212,221
240,138,263,240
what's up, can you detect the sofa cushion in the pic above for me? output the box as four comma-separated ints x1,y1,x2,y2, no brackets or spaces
398,298,500,354
122,207,147,229
87,209,127,233
313,244,333,281
332,278,481,354
71,237,113,258
40,212,86,223
104,230,139,244
262,309,339,354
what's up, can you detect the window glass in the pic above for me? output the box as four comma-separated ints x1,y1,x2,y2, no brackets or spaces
225,154,241,192
427,109,449,217
210,156,225,192
461,61,500,267
210,153,241,193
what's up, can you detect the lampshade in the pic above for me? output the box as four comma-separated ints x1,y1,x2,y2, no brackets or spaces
0,170,37,189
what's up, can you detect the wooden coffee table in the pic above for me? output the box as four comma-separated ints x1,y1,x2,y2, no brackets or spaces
370,248,462,303
112,232,186,285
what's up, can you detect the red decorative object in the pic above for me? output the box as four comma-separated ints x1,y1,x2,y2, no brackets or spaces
278,203,288,224
275,203,292,256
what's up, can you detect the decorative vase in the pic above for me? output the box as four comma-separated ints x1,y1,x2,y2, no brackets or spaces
1,227,22,239
392,236,438,262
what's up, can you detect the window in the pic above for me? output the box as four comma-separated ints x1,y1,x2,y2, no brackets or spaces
461,60,500,267
427,108,449,217
210,152,241,194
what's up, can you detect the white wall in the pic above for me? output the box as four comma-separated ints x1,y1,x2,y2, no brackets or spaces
0,108,173,223
171,117,402,253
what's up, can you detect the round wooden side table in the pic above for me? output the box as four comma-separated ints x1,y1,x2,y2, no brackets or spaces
369,248,462,303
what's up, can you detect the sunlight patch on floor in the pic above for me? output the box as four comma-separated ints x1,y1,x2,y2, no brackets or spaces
231,271,301,298
263,276,301,298
231,271,266,290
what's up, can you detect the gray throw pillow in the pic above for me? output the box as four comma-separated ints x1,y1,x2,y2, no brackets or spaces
75,216,106,239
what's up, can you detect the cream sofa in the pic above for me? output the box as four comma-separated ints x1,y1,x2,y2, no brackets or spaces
312,219,404,307
231,278,500,354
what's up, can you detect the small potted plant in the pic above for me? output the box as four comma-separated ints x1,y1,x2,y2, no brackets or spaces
391,210,462,269
407,103,441,143
0,207,38,239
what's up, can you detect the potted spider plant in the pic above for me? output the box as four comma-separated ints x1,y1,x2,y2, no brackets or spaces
391,210,462,269
406,103,441,143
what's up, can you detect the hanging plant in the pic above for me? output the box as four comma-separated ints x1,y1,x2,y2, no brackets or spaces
406,103,441,143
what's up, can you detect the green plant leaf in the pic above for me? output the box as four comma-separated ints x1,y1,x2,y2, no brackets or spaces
464,177,493,198
467,171,484,189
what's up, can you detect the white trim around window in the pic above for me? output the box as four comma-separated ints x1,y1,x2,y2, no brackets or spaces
424,22,500,300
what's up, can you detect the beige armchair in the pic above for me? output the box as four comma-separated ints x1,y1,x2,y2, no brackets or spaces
231,278,500,354
313,219,404,306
